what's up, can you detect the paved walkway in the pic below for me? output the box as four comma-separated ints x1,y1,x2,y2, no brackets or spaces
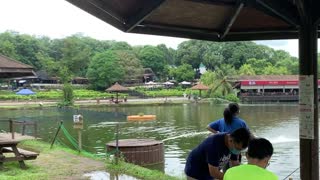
0,97,191,106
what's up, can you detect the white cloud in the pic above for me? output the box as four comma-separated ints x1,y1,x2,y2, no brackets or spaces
0,0,186,49
255,40,299,57
0,0,316,57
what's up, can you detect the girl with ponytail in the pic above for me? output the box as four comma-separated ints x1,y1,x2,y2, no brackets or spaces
207,103,248,133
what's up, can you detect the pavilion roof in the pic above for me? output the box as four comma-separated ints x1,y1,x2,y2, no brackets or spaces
65,0,310,41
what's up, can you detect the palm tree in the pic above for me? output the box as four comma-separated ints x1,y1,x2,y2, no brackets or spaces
201,64,235,97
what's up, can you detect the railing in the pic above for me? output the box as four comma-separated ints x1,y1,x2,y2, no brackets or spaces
0,119,37,139
240,92,297,96
240,93,299,102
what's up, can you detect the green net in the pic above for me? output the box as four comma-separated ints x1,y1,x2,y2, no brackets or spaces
54,124,119,157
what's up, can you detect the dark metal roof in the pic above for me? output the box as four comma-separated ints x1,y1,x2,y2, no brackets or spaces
0,54,35,78
65,0,318,41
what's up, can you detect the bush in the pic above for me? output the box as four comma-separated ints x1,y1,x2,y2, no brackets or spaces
225,93,239,102
137,89,185,97
62,83,74,106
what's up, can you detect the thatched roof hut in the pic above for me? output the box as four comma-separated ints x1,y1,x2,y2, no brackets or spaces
106,82,129,92
191,83,209,90
191,83,209,97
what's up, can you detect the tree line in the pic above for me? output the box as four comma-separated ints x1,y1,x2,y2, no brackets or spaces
0,31,300,90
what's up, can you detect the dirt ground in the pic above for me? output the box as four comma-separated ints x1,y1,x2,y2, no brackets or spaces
29,150,105,180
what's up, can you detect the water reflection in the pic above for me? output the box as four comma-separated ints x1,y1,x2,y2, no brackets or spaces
0,104,302,179
83,171,138,180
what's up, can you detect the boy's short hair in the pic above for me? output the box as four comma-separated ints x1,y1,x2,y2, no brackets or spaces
230,128,250,149
248,138,273,159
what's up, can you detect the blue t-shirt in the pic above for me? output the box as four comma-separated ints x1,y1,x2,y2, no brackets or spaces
185,133,237,180
208,117,248,133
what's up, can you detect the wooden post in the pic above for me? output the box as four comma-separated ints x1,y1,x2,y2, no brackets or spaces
51,121,63,149
78,130,82,151
9,119,14,139
73,114,83,152
34,122,37,139
299,12,319,180
22,121,26,136
115,123,119,164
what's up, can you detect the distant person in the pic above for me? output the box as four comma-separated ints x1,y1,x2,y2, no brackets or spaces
185,128,251,180
224,138,278,180
207,103,248,134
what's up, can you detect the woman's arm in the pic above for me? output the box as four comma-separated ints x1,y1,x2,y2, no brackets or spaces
207,126,219,133
207,120,221,133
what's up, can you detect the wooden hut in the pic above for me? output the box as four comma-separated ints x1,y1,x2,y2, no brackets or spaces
0,54,35,78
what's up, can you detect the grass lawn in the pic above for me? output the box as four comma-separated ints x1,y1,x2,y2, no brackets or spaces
0,140,182,180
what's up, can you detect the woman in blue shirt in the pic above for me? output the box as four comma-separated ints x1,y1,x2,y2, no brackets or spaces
207,103,249,170
207,103,248,134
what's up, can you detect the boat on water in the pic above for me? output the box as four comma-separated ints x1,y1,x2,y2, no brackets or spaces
127,115,156,121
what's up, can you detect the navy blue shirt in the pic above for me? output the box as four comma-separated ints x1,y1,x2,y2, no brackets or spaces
209,117,248,133
185,133,237,180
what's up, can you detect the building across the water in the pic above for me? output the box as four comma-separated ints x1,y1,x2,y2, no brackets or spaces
230,75,318,102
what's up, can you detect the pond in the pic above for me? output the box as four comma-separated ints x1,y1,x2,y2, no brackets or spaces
0,103,300,179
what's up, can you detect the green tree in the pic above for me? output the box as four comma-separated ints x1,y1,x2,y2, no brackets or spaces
246,58,272,75
169,64,195,82
203,50,224,71
175,40,205,69
201,64,236,97
116,50,144,83
275,57,298,74
157,44,176,65
61,83,74,106
138,45,166,78
0,40,17,58
86,51,124,90
60,35,91,77
263,65,289,75
238,64,256,75
110,41,132,51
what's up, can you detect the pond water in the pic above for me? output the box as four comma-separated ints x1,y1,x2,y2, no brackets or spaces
0,103,300,179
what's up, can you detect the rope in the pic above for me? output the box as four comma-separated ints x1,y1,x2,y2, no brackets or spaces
282,167,300,180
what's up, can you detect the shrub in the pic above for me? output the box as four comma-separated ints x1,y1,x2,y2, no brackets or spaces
62,83,74,106
225,93,239,102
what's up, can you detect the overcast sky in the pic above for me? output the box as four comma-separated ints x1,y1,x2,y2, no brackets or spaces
0,0,304,57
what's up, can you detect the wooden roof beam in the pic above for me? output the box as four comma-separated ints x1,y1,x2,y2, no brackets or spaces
220,2,244,39
294,0,307,24
87,0,125,23
66,0,127,31
132,23,301,41
132,24,221,41
138,23,220,37
311,1,320,24
186,0,237,6
252,0,299,27
125,0,165,32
